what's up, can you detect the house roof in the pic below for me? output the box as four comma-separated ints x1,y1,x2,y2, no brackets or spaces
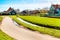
7,7,13,12
52,4,60,9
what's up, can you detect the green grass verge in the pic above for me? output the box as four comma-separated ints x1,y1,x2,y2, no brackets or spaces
0,30,14,40
18,16,60,29
0,16,3,22
11,16,60,38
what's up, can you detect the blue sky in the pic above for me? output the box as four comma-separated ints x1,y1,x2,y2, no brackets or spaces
0,0,60,11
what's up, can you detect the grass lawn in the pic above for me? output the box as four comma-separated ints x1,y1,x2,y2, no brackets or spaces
0,30,14,40
11,16,60,38
0,16,3,22
18,16,60,29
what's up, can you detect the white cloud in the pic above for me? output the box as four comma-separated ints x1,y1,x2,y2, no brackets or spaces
48,0,60,4
0,3,51,11
0,0,60,11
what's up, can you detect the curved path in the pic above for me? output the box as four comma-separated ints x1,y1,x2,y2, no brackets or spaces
0,16,60,40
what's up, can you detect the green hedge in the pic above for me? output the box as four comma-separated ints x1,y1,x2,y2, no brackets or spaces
11,16,60,38
18,16,60,29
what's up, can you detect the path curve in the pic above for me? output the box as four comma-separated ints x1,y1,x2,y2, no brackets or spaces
0,16,60,40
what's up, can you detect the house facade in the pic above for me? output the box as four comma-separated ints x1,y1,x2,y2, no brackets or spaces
49,4,60,16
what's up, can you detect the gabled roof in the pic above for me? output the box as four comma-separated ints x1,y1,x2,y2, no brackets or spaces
52,4,60,9
7,7,13,12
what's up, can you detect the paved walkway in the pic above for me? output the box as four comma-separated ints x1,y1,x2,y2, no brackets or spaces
0,16,60,40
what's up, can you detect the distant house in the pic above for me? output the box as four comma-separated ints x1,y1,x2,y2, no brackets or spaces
2,7,16,15
31,10,40,14
21,10,40,15
49,4,60,16
21,10,28,15
7,7,16,15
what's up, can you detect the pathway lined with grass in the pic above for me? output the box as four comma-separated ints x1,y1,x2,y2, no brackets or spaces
0,16,60,40
0,16,13,40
